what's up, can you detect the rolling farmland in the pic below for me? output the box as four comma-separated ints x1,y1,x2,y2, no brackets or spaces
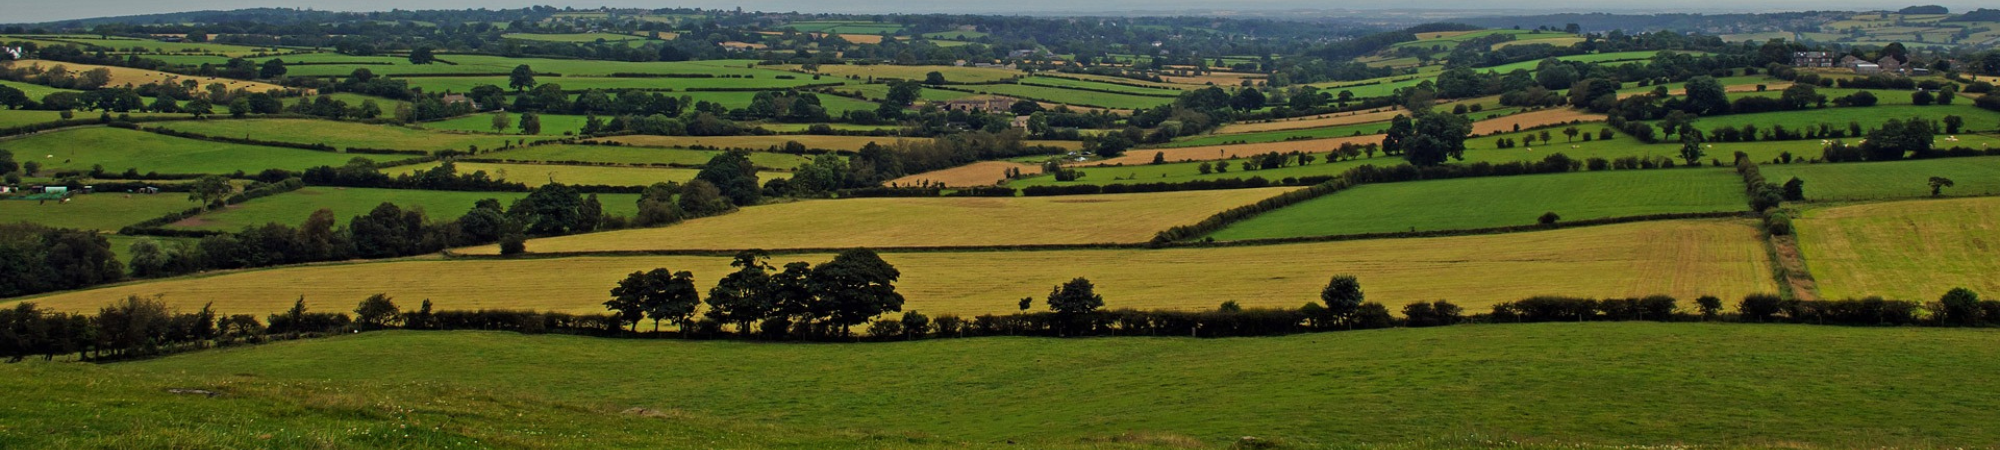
1797,197,2000,301
0,127,359,174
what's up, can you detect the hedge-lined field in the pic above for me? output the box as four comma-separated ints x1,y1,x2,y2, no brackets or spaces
1671,104,2000,134
400,75,834,93
0,79,82,101
467,187,1296,254
0,193,198,231
0,109,74,129
156,119,525,153
384,161,789,187
277,56,785,77
1764,156,2000,201
477,144,812,168
795,64,1022,83
948,84,1174,109
18,219,1769,317
2,127,357,174
1798,197,2000,301
420,113,591,136
1209,169,1748,240
164,187,641,231
598,134,929,151
8,322,1998,448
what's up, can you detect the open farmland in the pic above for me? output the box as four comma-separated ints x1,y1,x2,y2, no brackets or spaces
1017,76,1184,97
421,112,591,136
0,109,78,129
385,161,788,187
595,134,1089,152
464,188,1294,253
399,75,834,93
0,127,358,174
0,79,81,101
11,60,290,93
788,64,1021,83
476,144,813,168
165,187,640,231
1797,197,2000,301
941,84,1174,109
1166,107,1527,148
889,161,1040,187
0,193,197,231
503,32,652,42
1763,156,2000,201
154,119,526,153
1672,105,2000,134
1214,107,1406,134
1211,169,1748,240
20,219,1769,317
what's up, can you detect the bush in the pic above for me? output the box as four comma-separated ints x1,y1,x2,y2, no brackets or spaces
1739,294,1785,322
1764,213,1793,236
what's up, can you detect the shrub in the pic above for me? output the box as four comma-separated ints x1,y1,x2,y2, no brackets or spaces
1739,294,1785,322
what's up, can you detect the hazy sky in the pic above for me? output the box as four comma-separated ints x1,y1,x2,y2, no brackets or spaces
7,1,1987,24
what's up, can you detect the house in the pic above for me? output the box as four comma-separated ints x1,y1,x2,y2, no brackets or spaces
441,93,473,108
1,46,21,59
1792,51,1832,67
1853,63,1881,74
1838,55,1863,69
937,96,1021,113
1876,56,1903,74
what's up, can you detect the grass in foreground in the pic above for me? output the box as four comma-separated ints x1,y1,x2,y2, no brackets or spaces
470,188,1296,253
1796,196,2000,301
19,220,1772,317
1209,168,1748,240
15,322,1999,448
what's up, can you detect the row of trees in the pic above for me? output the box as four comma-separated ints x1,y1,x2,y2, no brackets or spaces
604,250,905,338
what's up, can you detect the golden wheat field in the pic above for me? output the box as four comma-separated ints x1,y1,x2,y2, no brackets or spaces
1796,197,2000,301
459,187,1297,253
12,219,1775,318
887,161,1042,187
14,60,291,93
1089,134,1388,166
1214,107,1406,134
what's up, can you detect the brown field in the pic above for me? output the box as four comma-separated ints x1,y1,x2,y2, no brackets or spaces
1470,108,1607,136
11,60,290,93
12,219,1775,318
596,135,1082,152
460,188,1293,254
1215,107,1404,134
888,161,1042,187
1087,135,1387,166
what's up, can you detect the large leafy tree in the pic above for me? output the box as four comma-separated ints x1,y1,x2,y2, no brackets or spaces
1682,75,1730,116
508,64,537,91
1398,111,1473,167
514,183,583,235
809,249,904,336
610,268,701,332
695,150,762,206
705,251,775,332
1046,277,1104,315
1321,275,1364,328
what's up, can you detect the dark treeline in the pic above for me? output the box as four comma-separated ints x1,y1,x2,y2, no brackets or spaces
5,274,1991,363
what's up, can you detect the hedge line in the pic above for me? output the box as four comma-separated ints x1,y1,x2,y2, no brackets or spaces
118,178,308,237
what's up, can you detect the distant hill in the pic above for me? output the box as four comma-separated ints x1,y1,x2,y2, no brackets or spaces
1945,8,2000,22
1897,5,1949,15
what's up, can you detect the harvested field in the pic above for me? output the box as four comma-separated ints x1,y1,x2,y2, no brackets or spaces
888,161,1042,187
1085,134,1385,166
460,188,1295,253
1797,197,2000,301
1470,108,1606,136
11,60,289,93
596,135,1083,152
17,220,1774,318
1215,107,1404,134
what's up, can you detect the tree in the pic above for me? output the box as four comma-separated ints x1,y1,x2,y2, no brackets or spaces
353,294,400,329
1912,90,1935,106
491,111,511,132
1321,275,1363,328
515,183,584,235
1938,288,1982,326
519,112,542,135
355,100,381,119
408,47,437,65
258,59,287,79
1683,76,1730,115
677,179,733,218
695,150,762,206
1009,99,1043,116
706,251,775,332
187,175,233,211
1398,111,1473,166
1929,176,1955,196
1538,211,1561,226
1943,115,1964,134
611,268,701,333
1782,177,1806,201
1695,295,1723,320
509,65,537,91
1046,277,1105,315
809,249,904,336
1563,126,1579,142
1679,129,1706,165
884,80,922,106
923,71,947,85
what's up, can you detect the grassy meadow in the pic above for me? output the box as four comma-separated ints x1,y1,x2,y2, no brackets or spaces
18,219,1771,317
1209,168,1748,240
420,112,592,136
1762,156,2000,201
165,187,640,231
6,323,1999,448
1796,197,2000,301
385,161,756,187
945,84,1175,109
154,119,527,153
0,193,198,231
477,144,813,168
470,188,1296,253
1,127,357,174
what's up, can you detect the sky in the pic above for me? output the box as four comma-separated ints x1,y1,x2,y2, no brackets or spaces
7,1,1988,24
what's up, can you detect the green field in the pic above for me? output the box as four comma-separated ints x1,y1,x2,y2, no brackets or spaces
0,193,198,231
421,113,592,136
167,187,639,231
1473,50,1692,74
943,84,1174,109
1306,76,1431,98
784,21,902,34
0,127,358,174
922,30,988,39
386,161,789,187
1673,104,2000,135
15,322,1998,448
154,119,525,153
0,79,82,101
502,32,651,42
1017,75,1183,97
276,56,792,78
832,83,974,102
477,144,813,168
1763,156,2000,202
1798,197,2000,301
1209,168,1748,240
0,109,74,129
1166,107,1520,148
